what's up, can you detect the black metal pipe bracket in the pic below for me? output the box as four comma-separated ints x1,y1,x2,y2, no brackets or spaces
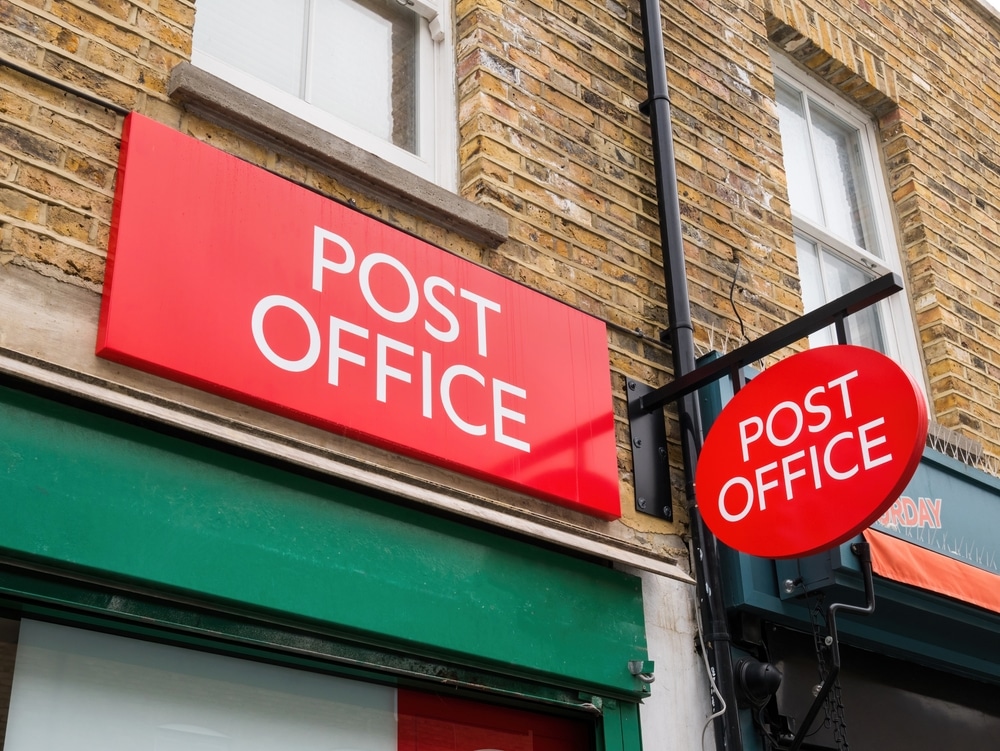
785,542,876,751
626,272,903,519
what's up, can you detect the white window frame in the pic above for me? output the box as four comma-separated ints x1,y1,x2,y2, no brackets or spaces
191,0,457,190
774,56,924,385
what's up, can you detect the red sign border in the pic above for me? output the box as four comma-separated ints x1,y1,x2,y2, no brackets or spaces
695,345,928,558
96,114,622,519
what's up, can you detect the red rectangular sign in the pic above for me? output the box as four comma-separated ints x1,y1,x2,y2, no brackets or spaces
97,114,620,518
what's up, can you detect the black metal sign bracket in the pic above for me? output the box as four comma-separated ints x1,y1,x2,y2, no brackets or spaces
626,272,904,518
627,379,672,519
784,541,876,750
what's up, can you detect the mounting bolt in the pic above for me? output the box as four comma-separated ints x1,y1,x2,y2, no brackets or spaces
638,497,647,509
628,380,636,391
783,579,797,594
634,438,642,448
812,684,823,697
824,635,834,647
658,446,667,460
663,507,670,517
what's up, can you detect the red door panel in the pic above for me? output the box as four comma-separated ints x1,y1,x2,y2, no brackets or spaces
397,690,591,751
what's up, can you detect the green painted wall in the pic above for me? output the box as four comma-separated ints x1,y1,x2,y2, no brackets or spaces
0,383,647,696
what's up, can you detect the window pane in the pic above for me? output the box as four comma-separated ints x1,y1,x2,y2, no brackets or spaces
311,0,419,152
3,620,397,751
2,621,593,751
820,247,872,300
194,0,306,97
809,104,879,255
776,80,823,225
0,618,15,745
795,234,835,347
822,250,884,351
777,63,910,367
795,234,824,312
796,234,885,351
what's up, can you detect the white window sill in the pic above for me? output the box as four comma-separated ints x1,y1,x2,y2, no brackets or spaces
167,62,507,248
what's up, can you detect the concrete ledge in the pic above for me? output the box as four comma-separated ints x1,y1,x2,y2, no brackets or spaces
168,62,508,249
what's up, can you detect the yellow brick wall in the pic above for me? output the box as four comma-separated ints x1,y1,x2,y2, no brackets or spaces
764,0,1000,457
3,0,1000,533
0,0,189,284
454,0,801,528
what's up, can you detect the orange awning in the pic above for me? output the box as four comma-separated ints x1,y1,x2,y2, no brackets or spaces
865,528,1000,614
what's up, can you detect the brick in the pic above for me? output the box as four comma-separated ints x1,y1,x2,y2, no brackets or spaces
83,38,138,78
47,203,91,242
137,9,192,55
0,27,43,62
32,109,120,161
4,223,105,283
16,163,110,211
156,0,196,27
0,122,63,163
40,52,139,107
0,85,38,121
47,2,144,54
0,186,44,222
78,0,133,22
1,3,72,49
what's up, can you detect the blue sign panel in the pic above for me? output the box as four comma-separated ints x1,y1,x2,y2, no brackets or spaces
872,449,1000,575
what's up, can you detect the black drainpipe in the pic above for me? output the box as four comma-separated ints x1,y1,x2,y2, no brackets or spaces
636,1,743,749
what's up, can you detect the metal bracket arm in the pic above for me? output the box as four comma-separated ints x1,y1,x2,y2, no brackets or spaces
633,273,903,416
625,273,902,518
785,542,876,751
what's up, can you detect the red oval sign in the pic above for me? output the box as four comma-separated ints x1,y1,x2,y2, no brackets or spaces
696,345,927,559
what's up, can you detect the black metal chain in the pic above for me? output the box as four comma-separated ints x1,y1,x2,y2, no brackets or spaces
806,594,850,750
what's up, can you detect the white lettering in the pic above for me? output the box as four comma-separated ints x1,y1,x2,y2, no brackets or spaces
719,476,754,522
859,416,892,469
782,449,807,500
459,289,501,357
739,416,764,462
755,461,779,510
257,228,536,454
328,315,369,385
809,444,823,490
493,379,530,452
441,364,487,436
424,276,460,343
422,351,433,418
376,334,413,403
804,385,832,433
823,431,858,480
359,253,419,323
312,226,356,291
827,370,859,419
713,365,909,527
252,295,321,372
766,401,804,447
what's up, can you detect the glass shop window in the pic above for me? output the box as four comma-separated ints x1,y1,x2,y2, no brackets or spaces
0,617,589,750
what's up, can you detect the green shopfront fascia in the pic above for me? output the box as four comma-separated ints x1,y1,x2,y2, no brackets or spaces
0,378,649,750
